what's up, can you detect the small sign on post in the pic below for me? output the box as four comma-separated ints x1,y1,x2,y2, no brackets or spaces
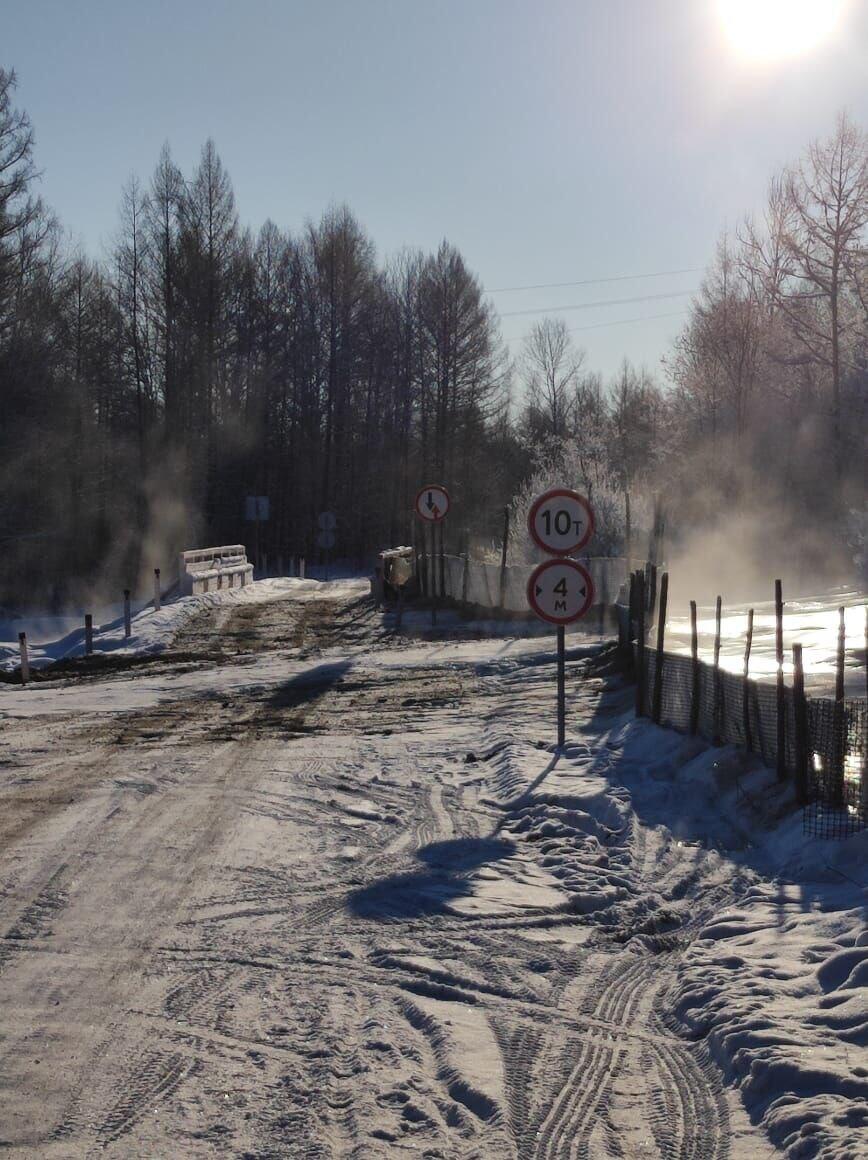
526,488,596,749
415,485,450,625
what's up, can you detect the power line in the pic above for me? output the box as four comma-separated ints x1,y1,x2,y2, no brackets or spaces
502,309,689,344
488,266,702,294
499,289,697,319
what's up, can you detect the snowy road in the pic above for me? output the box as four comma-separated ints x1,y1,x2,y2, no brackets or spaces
0,581,864,1158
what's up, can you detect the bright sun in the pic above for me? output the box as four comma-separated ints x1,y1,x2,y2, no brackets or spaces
716,0,847,63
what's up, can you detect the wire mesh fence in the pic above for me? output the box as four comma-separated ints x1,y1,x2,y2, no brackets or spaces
641,648,867,839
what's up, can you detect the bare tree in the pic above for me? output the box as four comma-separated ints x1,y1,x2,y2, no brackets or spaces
520,317,584,439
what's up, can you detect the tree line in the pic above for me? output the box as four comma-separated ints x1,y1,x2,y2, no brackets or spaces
1,64,865,607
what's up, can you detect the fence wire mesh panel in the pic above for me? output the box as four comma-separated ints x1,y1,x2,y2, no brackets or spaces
641,648,866,838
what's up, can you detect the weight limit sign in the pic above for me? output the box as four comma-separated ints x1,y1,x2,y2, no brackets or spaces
527,558,595,626
527,487,594,556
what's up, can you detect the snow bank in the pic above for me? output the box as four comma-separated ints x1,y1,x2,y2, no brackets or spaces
0,577,323,672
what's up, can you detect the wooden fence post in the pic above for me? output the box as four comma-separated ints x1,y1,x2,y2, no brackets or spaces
831,606,846,806
792,644,809,804
153,568,162,611
85,614,93,656
651,571,668,724
123,589,132,638
742,609,754,752
18,632,29,685
775,579,785,779
713,595,723,744
689,599,700,735
499,505,510,609
635,570,646,717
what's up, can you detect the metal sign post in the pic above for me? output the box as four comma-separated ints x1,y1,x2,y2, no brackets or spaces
526,488,596,749
414,485,450,625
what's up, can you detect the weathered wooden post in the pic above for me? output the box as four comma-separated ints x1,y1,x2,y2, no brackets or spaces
153,568,162,611
651,571,668,724
775,579,785,779
85,614,93,656
742,608,754,751
635,570,646,717
18,632,29,685
123,589,132,638
831,606,846,806
299,557,305,579
689,599,700,735
499,505,510,609
792,644,809,803
712,595,723,744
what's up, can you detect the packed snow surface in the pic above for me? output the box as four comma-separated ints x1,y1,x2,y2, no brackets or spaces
0,578,863,1157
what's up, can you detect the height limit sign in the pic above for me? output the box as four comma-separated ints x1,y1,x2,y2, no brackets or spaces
526,488,596,750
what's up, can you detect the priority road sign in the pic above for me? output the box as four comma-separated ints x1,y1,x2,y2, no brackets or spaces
527,558,594,626
415,484,450,522
528,488,594,556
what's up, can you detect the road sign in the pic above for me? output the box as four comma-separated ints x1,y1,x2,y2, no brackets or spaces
527,488,594,556
316,529,336,550
318,511,337,531
527,558,595,626
245,495,270,521
415,484,450,522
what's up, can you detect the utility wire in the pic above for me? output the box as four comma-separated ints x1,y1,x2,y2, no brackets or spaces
501,309,690,344
488,266,702,293
499,288,697,319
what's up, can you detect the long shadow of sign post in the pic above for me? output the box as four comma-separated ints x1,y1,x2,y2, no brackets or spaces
348,836,516,921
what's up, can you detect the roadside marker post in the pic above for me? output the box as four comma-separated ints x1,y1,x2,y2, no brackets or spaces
18,632,29,685
123,589,132,638
414,485,450,626
153,568,162,611
85,614,93,656
526,488,596,749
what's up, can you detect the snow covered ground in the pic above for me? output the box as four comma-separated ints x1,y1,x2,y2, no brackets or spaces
665,588,867,696
0,579,864,1157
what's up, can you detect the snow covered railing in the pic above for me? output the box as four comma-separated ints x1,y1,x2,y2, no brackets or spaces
179,545,253,595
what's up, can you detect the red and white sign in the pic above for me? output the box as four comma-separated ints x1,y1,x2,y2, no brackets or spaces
415,484,450,522
527,488,594,556
527,558,594,625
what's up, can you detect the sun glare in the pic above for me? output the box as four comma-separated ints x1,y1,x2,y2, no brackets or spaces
716,0,847,63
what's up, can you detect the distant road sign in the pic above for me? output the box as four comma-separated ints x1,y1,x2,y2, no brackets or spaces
318,511,337,531
528,488,594,556
415,484,450,522
316,529,336,550
245,495,270,521
527,558,594,626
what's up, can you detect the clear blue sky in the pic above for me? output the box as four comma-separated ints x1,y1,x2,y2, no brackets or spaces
2,0,866,380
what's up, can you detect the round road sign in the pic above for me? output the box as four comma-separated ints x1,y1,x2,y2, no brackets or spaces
528,488,594,556
527,558,595,625
415,484,450,522
318,511,337,531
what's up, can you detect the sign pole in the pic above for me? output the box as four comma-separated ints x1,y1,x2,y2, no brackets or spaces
557,625,566,749
430,521,437,626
